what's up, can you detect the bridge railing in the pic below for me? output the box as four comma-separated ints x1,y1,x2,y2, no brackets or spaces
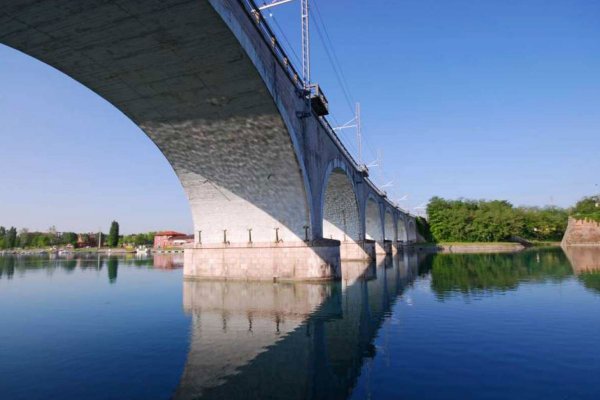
238,0,413,218
239,0,305,91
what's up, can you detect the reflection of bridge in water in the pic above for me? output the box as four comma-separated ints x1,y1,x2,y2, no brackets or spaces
174,251,419,399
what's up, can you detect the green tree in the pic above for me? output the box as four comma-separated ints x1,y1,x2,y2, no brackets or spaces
416,217,433,242
108,221,120,248
18,228,30,248
571,196,600,222
61,232,78,247
573,197,599,215
6,227,17,249
426,197,568,242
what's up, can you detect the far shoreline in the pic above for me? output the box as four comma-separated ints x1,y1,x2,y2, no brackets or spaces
414,241,561,254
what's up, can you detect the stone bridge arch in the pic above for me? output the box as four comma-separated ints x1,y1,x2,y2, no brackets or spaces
407,219,417,243
319,159,373,261
397,216,409,244
321,160,360,243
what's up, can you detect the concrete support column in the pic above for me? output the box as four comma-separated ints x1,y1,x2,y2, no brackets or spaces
339,240,375,261
375,241,387,255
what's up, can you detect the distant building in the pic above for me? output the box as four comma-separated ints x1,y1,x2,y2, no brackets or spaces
77,233,98,248
153,231,194,249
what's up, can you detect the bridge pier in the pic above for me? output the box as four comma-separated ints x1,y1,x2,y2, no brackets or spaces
375,241,387,256
384,240,394,255
339,240,375,261
184,240,341,281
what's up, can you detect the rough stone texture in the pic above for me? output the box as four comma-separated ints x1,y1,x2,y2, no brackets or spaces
0,0,418,279
397,218,408,242
562,217,600,246
366,197,383,242
184,241,341,281
323,169,360,242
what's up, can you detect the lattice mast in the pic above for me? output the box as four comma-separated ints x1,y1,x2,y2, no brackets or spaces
301,0,310,88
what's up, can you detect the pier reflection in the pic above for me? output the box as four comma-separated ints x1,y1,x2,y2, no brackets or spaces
175,251,419,400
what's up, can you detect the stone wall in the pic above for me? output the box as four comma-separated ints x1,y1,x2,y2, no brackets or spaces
562,217,600,246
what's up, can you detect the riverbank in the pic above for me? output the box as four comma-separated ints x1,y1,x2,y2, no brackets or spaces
0,247,186,256
415,242,527,254
0,247,134,256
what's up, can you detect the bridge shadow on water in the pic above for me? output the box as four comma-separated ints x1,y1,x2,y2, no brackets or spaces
173,250,420,400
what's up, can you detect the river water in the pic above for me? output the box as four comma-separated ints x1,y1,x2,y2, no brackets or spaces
0,248,598,399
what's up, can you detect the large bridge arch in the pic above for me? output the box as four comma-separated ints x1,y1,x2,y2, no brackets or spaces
365,195,386,255
0,0,314,247
407,219,418,243
397,216,409,243
384,209,396,242
320,160,361,243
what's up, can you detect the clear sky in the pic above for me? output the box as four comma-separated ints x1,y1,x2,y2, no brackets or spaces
1,0,599,234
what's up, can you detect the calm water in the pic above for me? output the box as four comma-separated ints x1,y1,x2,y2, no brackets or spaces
0,248,599,399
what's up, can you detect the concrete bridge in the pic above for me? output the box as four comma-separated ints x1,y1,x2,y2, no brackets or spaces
0,0,417,280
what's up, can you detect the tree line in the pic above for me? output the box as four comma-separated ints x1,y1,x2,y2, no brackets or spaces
571,196,600,223
424,197,570,242
0,221,155,250
0,226,78,249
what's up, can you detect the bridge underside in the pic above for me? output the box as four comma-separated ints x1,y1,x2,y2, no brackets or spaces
0,0,416,280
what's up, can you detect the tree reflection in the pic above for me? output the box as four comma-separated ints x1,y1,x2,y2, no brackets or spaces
0,256,16,279
419,248,573,299
107,257,118,284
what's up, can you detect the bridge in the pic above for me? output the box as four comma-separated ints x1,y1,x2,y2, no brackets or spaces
0,0,417,280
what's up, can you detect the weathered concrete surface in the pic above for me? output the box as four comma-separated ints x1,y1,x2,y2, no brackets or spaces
184,240,340,281
339,241,373,261
0,0,417,279
562,217,600,246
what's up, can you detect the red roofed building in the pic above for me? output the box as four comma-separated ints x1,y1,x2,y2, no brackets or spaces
153,231,194,249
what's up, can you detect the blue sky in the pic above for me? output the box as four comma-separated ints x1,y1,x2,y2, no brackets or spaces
0,0,599,234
